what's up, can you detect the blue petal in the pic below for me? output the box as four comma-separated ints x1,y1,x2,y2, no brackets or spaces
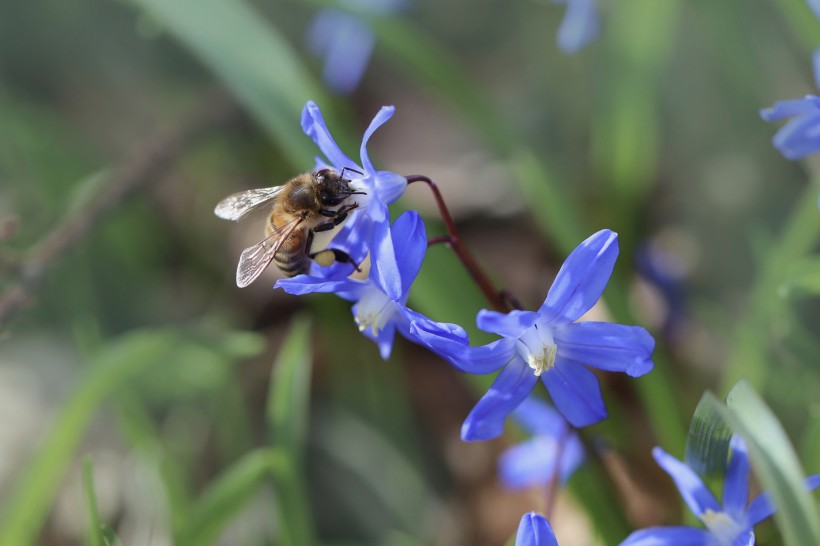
461,357,538,441
731,530,755,546
500,436,561,489
540,229,619,323
772,110,820,159
722,436,750,520
814,49,820,92
398,307,464,351
618,526,713,546
811,1,820,24
511,396,567,436
476,309,540,337
315,11,375,95
651,447,720,519
553,321,655,377
515,512,559,546
542,359,606,427
352,300,398,360
411,320,515,374
759,96,820,122
301,101,359,171
373,170,408,206
500,433,583,489
275,275,363,296
360,105,396,175
746,474,820,526
390,210,427,297
369,206,405,301
556,0,599,54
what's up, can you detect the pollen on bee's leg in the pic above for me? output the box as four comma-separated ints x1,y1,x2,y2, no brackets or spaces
312,249,336,267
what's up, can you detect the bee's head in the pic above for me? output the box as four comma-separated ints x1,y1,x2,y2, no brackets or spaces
314,168,350,207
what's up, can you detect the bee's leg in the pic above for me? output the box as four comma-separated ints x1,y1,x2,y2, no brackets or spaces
314,204,358,231
309,248,362,272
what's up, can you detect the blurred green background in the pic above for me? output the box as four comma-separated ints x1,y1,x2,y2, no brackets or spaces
1,0,819,545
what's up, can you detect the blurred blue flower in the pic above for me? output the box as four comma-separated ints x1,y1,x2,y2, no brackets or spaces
553,0,600,53
413,229,655,441
810,0,820,20
299,100,407,271
499,397,584,489
516,512,559,546
307,0,407,94
278,210,459,359
620,436,820,546
635,241,688,338
760,49,820,160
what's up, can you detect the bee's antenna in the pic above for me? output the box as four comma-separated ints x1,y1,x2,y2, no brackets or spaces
339,167,364,181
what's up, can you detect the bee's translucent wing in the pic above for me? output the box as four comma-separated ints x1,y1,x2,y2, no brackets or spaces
236,216,304,287
214,186,284,221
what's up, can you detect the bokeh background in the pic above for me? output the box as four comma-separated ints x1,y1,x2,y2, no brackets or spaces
1,0,819,545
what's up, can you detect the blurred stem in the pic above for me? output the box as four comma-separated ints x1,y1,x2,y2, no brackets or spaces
723,182,820,391
0,93,236,331
407,175,509,312
82,457,103,546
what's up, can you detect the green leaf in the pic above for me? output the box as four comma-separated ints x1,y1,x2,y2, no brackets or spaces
82,457,103,546
685,393,733,477
0,330,179,546
100,525,123,546
779,257,820,297
724,381,820,546
266,316,315,546
175,449,277,546
123,0,331,167
267,316,312,457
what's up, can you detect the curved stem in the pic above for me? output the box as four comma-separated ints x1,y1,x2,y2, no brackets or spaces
406,174,510,312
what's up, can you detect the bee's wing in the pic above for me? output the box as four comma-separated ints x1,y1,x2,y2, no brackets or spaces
236,216,304,287
214,186,284,221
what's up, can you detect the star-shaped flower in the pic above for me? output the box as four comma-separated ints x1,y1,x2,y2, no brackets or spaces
516,512,559,546
412,229,655,441
553,0,600,54
760,49,820,160
299,100,407,273
499,397,584,490
307,0,407,94
277,210,459,359
619,436,820,546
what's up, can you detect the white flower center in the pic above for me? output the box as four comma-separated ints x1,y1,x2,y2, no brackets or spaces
354,284,396,335
348,178,371,208
701,509,744,545
516,324,558,376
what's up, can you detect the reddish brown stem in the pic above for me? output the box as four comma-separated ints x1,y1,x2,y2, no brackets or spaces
427,235,453,247
406,175,509,312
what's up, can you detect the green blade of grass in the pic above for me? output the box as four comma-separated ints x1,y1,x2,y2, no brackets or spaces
124,0,332,167
0,330,178,546
688,382,820,546
82,456,103,546
175,448,277,546
100,526,123,546
725,380,820,546
266,316,315,546
685,393,733,477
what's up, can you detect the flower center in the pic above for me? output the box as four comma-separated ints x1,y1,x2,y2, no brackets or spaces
517,324,558,377
354,284,396,335
348,178,371,208
701,509,744,545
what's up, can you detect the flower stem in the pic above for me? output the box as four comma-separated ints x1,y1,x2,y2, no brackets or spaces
406,174,509,312
544,425,570,518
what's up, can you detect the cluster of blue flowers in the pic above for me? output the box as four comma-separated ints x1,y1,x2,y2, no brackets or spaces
260,100,820,546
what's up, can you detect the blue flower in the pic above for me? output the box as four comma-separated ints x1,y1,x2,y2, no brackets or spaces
760,49,820,160
553,0,600,54
278,210,458,359
515,512,559,546
307,0,407,94
299,100,407,271
412,229,655,441
499,397,584,490
619,436,820,546
810,0,820,21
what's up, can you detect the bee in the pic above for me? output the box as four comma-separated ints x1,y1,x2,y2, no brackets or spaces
214,168,363,287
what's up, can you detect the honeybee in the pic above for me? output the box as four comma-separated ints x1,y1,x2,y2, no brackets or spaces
214,168,363,287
